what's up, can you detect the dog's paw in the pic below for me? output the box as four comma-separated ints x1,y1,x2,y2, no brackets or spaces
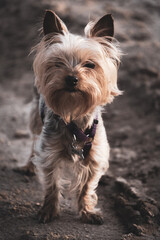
81,210,104,225
38,205,59,223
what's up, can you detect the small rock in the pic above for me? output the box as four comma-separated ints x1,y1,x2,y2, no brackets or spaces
121,233,134,240
14,130,30,139
99,173,114,186
115,177,138,198
115,195,128,207
35,202,41,206
131,224,144,236
137,200,159,220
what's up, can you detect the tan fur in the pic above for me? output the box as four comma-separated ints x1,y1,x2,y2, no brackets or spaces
33,30,121,123
29,11,121,224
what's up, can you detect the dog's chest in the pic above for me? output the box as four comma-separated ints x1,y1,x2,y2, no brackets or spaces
58,160,80,192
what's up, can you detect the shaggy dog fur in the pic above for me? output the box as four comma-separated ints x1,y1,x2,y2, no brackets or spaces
25,10,121,224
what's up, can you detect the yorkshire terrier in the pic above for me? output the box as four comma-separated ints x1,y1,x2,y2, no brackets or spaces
26,10,121,225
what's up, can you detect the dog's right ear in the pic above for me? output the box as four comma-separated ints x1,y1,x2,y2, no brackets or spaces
43,10,68,35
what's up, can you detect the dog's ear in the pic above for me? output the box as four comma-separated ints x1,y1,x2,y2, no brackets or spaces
85,14,114,40
43,10,68,35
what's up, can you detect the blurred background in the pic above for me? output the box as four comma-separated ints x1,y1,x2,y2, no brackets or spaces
0,0,160,239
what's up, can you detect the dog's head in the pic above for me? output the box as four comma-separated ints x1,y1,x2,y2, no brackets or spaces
33,10,122,122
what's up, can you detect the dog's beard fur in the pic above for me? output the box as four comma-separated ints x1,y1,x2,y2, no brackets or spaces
33,30,121,122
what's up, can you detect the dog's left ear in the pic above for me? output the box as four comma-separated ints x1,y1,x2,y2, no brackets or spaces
43,10,68,36
85,14,114,40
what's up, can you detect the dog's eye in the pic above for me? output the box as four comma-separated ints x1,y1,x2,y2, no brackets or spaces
83,62,95,69
55,62,65,68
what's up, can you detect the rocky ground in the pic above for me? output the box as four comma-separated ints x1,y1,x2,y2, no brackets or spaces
0,0,160,239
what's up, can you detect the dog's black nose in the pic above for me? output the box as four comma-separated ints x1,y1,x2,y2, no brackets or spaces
65,75,78,87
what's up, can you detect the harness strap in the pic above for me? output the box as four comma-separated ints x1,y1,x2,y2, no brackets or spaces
67,117,98,158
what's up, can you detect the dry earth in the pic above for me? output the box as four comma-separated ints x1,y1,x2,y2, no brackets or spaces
0,0,160,239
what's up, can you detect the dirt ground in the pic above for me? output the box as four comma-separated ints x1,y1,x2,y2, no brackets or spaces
0,0,160,239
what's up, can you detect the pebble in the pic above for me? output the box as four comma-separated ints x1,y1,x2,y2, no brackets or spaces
14,130,30,139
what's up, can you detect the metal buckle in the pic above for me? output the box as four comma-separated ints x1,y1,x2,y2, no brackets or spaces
71,134,84,160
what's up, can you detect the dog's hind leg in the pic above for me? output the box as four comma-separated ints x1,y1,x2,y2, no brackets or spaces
14,87,42,175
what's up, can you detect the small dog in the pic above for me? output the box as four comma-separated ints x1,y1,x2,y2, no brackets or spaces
27,10,121,225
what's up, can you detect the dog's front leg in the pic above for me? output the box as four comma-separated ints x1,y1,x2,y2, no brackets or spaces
38,168,60,223
78,164,104,225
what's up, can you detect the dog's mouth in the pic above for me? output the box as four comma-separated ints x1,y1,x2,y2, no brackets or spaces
57,87,79,93
65,88,77,93
53,88,85,99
